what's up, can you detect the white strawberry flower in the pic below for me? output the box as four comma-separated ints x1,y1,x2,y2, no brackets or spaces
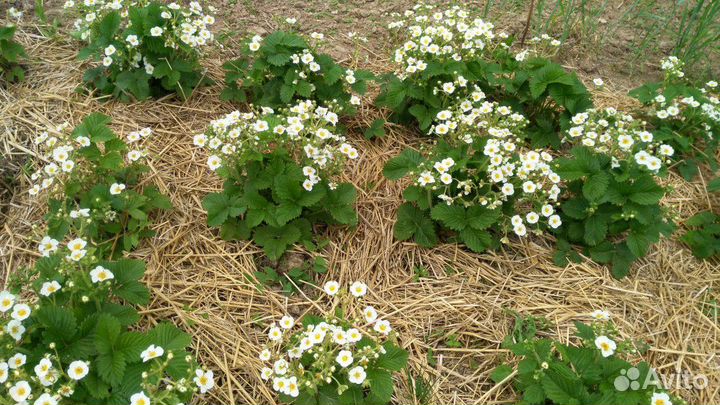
11,303,31,321
350,281,367,297
40,281,62,296
336,350,353,367
140,344,165,362
194,369,214,393
109,183,126,195
348,366,366,384
323,281,340,296
67,360,89,380
594,336,616,357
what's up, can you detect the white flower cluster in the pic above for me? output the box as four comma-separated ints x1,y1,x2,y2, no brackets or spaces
245,33,362,110
514,34,562,62
0,290,92,403
64,0,214,71
197,100,358,191
388,4,504,79
37,235,91,262
29,123,149,197
660,56,685,79
564,109,674,173
259,281,395,398
0,289,214,404
388,4,561,81
419,95,563,236
650,81,719,139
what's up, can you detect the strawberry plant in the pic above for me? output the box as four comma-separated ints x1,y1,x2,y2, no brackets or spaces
197,101,358,265
491,311,679,405
29,114,171,258
1,115,213,405
377,4,591,148
64,0,215,101
221,30,372,115
553,109,676,278
681,211,720,259
0,24,26,83
629,57,719,180
680,179,720,259
258,281,408,404
384,93,563,253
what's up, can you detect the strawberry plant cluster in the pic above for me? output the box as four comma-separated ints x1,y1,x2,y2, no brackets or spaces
630,57,720,180
64,0,215,101
491,312,680,405
0,23,26,83
380,4,702,278
384,93,563,252
197,100,358,262
29,114,171,258
221,30,372,114
1,115,212,405
553,109,676,277
377,4,591,149
680,179,720,259
258,281,408,405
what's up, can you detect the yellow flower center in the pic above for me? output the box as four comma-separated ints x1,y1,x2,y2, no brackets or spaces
601,343,609,350
75,367,84,374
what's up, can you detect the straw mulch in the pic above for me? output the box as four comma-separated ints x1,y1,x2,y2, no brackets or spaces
2,20,720,405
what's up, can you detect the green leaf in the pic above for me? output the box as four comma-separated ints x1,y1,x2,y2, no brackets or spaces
375,342,408,371
367,368,393,404
708,178,720,193
74,113,115,142
97,351,126,386
115,332,150,363
253,223,302,260
626,229,652,257
582,172,610,202
628,176,664,205
466,206,501,229
95,314,122,354
394,203,437,247
685,211,717,226
149,322,192,351
610,244,636,279
107,259,145,283
324,184,357,225
364,119,386,139
528,62,575,99
459,227,492,252
430,204,467,231
574,321,596,341
34,305,77,342
383,149,423,180
408,104,432,130
490,364,513,383
202,191,246,227
583,215,607,246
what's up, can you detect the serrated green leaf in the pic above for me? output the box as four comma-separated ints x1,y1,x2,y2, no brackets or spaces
431,204,467,231
384,148,424,180
202,191,246,227
394,203,438,247
583,172,610,201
